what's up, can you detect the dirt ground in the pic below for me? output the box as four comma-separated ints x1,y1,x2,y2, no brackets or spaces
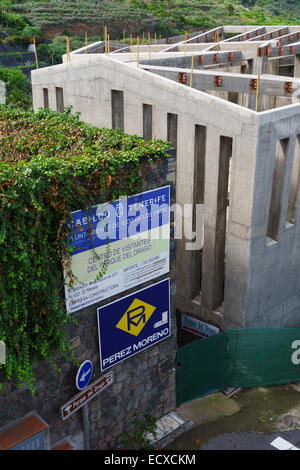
166,384,300,450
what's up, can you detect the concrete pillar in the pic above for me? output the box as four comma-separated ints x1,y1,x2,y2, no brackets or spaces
223,129,258,329
294,54,300,78
239,61,252,108
260,59,278,110
175,119,197,302
248,56,267,111
267,58,278,76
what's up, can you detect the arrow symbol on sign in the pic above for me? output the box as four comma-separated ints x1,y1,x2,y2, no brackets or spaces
80,368,92,382
65,405,72,414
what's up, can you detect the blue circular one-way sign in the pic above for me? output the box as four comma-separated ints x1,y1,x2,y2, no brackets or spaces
76,360,93,390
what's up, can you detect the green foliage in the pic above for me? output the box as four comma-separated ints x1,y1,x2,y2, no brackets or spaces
0,105,170,393
22,25,43,42
4,35,30,47
0,66,31,108
0,10,28,31
120,413,158,450
41,35,83,65
2,0,300,39
37,42,51,64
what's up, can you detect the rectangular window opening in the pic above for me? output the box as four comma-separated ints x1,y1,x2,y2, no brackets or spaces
143,104,153,141
43,88,49,109
247,59,254,74
286,135,300,225
228,92,239,104
267,138,289,241
55,87,64,113
191,125,206,299
214,135,232,309
167,113,178,149
111,90,124,130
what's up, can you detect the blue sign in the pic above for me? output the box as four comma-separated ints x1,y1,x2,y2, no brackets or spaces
97,279,170,371
76,360,93,390
66,186,170,254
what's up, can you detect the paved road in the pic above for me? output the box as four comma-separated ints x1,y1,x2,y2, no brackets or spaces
202,430,300,450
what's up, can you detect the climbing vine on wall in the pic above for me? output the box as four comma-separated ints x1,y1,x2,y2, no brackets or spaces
0,105,170,392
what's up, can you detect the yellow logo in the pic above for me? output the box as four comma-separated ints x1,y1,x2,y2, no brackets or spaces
116,298,156,336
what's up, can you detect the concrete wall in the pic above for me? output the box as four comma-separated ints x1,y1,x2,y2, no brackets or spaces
242,104,300,328
0,81,5,104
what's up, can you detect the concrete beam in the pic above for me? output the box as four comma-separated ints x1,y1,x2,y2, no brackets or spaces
275,31,300,47
262,40,300,58
248,27,289,42
223,26,266,43
140,50,243,68
160,27,224,53
141,66,300,97
71,41,130,56
160,29,204,46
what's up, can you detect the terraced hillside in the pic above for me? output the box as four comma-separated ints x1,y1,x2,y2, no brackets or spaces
4,0,300,40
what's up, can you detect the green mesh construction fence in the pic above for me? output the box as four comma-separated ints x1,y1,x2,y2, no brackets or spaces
176,328,300,406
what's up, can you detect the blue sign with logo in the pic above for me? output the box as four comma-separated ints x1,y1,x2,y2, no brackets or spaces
97,279,170,371
66,186,170,254
76,360,93,390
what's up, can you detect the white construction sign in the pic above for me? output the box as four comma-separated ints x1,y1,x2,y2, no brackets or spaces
181,314,219,338
64,186,170,313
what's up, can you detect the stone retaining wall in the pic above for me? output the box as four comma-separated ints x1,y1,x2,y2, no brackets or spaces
0,152,177,450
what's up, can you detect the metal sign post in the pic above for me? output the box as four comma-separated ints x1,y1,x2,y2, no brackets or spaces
82,403,90,450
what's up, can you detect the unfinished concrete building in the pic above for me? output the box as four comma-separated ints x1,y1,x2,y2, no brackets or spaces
31,25,300,331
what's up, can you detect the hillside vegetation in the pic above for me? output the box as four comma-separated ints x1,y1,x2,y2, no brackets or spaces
0,0,300,109
1,1,300,40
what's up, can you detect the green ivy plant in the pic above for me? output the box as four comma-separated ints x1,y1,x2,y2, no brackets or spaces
0,104,170,393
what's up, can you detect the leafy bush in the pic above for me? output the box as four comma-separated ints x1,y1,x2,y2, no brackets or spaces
22,25,43,42
42,35,83,65
0,11,28,31
0,66,31,108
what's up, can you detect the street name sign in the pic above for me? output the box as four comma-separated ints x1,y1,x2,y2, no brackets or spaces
60,371,114,420
181,314,219,338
